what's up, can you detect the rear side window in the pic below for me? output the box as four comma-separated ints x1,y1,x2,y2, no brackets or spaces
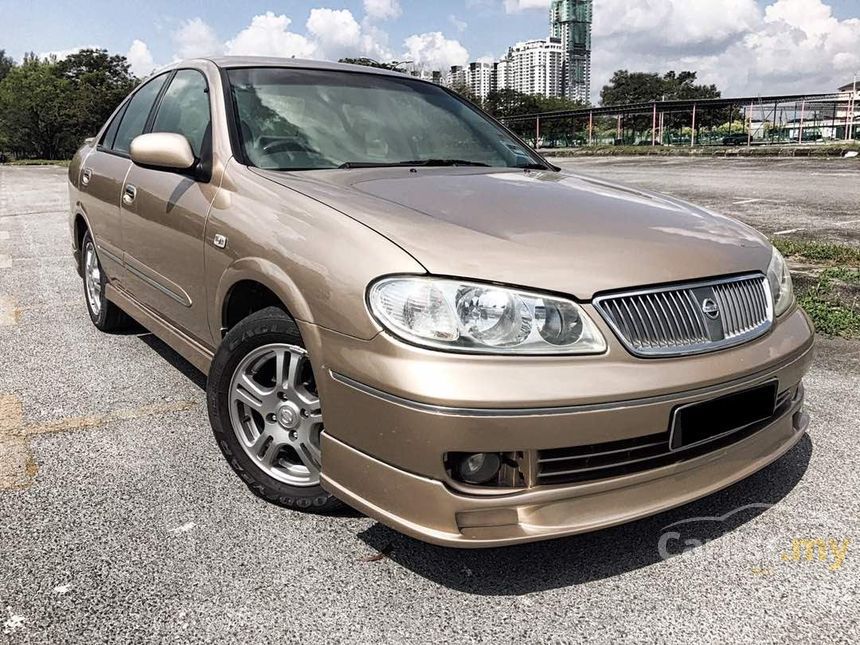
100,104,126,149
112,74,169,154
151,70,211,157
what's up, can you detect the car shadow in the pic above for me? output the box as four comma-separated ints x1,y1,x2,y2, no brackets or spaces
137,332,207,390
134,330,366,519
356,434,813,595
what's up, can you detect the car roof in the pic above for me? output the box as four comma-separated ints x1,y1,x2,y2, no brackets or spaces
203,56,412,80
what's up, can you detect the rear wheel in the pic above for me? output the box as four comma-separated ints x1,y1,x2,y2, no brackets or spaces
80,230,131,332
207,307,341,511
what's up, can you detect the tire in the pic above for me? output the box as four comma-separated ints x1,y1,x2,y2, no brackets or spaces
80,230,131,332
207,307,342,512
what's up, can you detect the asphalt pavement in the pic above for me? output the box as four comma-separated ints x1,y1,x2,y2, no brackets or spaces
550,156,860,246
0,163,857,644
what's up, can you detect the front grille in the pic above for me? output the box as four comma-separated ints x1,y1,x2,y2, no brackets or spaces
536,385,796,486
593,274,772,357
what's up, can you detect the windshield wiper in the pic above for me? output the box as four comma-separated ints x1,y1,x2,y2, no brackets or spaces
409,159,491,167
338,159,490,169
516,162,550,170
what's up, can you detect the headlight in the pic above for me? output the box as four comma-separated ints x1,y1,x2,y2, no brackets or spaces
368,277,606,354
767,247,794,317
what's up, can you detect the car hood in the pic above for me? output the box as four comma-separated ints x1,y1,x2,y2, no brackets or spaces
254,167,772,300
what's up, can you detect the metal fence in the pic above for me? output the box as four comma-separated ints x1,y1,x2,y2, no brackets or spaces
501,90,859,148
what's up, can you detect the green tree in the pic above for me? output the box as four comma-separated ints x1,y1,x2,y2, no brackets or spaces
0,49,14,83
0,49,137,159
0,57,71,158
600,70,720,106
56,48,137,149
483,89,540,117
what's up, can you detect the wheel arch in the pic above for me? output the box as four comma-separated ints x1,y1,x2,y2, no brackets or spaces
72,209,95,276
215,257,313,338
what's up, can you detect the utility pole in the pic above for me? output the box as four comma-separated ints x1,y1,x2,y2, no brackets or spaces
691,104,697,147
651,103,657,146
747,101,754,147
588,110,594,145
848,73,858,141
797,100,806,144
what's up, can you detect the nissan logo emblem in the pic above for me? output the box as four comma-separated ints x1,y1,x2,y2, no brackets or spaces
701,298,720,319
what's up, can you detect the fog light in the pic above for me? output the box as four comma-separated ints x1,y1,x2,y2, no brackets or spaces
455,452,502,485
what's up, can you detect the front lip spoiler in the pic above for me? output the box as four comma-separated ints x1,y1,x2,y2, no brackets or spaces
328,341,813,418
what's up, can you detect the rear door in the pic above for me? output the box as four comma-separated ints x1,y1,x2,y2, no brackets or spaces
120,68,217,345
77,74,169,281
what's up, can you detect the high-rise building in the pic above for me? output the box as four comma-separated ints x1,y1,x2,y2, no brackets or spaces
550,0,593,102
445,62,495,100
467,62,494,100
446,65,467,90
499,38,564,98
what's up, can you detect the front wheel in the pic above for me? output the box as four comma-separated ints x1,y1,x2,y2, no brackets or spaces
207,307,341,512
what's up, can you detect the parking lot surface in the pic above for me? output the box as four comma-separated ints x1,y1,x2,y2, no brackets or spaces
0,163,858,643
551,156,860,246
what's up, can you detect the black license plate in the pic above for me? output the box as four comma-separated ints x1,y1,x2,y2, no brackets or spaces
670,381,778,451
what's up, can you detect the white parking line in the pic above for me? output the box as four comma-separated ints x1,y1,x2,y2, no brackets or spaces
0,256,10,269
831,218,860,228
0,232,9,241
0,297,17,326
733,198,785,205
774,228,803,236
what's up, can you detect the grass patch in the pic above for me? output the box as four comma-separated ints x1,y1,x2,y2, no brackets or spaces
773,238,860,265
794,266,860,338
798,293,860,337
776,238,860,337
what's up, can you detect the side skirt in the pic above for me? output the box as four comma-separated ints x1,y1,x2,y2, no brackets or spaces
105,283,214,374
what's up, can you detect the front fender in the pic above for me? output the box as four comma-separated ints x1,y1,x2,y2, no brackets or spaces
212,256,314,337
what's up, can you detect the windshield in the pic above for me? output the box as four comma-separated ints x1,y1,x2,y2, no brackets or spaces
226,67,545,172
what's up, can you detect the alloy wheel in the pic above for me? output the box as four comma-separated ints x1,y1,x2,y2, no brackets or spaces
228,343,323,486
84,241,102,317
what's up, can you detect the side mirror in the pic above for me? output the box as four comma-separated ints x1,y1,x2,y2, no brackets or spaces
130,133,196,172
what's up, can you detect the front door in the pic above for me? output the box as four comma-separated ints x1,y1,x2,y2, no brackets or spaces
120,69,217,346
78,73,169,283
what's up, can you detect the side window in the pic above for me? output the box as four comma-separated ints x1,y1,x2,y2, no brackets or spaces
112,74,169,154
99,104,126,149
151,70,211,158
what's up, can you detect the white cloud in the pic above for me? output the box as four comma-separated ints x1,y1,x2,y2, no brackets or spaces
147,8,463,72
592,0,860,100
504,0,550,13
225,12,317,59
593,0,760,50
403,32,469,70
173,18,223,59
306,9,394,61
126,40,155,77
364,0,402,21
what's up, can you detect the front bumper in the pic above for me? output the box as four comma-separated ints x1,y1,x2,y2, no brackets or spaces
303,307,814,547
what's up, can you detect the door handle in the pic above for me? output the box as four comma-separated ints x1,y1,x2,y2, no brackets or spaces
81,168,92,186
123,184,137,205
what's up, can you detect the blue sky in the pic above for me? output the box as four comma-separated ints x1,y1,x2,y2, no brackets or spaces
2,0,859,98
3,1,551,63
